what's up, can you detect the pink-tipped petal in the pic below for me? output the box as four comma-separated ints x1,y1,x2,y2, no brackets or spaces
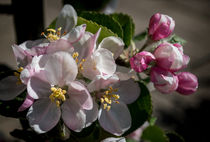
18,94,34,112
79,28,101,60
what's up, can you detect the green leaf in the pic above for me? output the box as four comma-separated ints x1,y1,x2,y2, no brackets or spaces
133,30,148,42
123,82,152,136
166,131,185,142
141,125,169,142
78,11,123,39
77,16,118,43
126,138,137,142
169,34,186,46
111,13,135,48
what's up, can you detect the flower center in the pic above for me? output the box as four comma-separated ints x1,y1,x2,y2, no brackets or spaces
41,27,65,42
14,67,24,85
100,86,120,111
49,87,67,107
72,52,86,71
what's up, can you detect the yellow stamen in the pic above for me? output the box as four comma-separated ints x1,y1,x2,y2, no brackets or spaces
100,86,120,111
14,67,24,85
72,52,86,71
41,27,63,42
49,87,67,107
103,103,107,110
107,106,111,111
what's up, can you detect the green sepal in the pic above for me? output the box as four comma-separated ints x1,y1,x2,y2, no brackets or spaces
169,34,187,46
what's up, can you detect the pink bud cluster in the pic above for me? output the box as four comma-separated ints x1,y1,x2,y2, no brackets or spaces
130,13,198,95
130,42,198,95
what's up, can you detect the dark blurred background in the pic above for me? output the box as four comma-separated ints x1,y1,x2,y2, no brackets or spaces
0,0,210,141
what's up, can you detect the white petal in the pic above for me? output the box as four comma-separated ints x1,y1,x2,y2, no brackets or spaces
62,24,86,44
44,51,78,86
27,98,61,133
84,99,99,127
87,75,119,92
46,39,74,54
61,98,86,132
12,44,32,67
82,48,116,80
101,137,126,142
98,102,131,136
67,81,93,110
56,4,77,34
0,76,26,100
95,48,116,76
98,36,124,59
72,32,92,59
113,79,140,104
81,55,100,80
73,29,101,61
27,71,51,99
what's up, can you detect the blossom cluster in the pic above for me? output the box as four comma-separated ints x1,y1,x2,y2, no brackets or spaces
130,13,198,95
0,5,140,137
0,5,198,142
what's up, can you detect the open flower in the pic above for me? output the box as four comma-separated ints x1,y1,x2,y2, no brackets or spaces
26,51,93,133
73,28,124,80
86,75,140,136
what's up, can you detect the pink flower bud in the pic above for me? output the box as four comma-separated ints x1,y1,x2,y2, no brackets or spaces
130,51,155,73
150,67,178,94
176,72,198,95
154,43,184,72
149,13,175,41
